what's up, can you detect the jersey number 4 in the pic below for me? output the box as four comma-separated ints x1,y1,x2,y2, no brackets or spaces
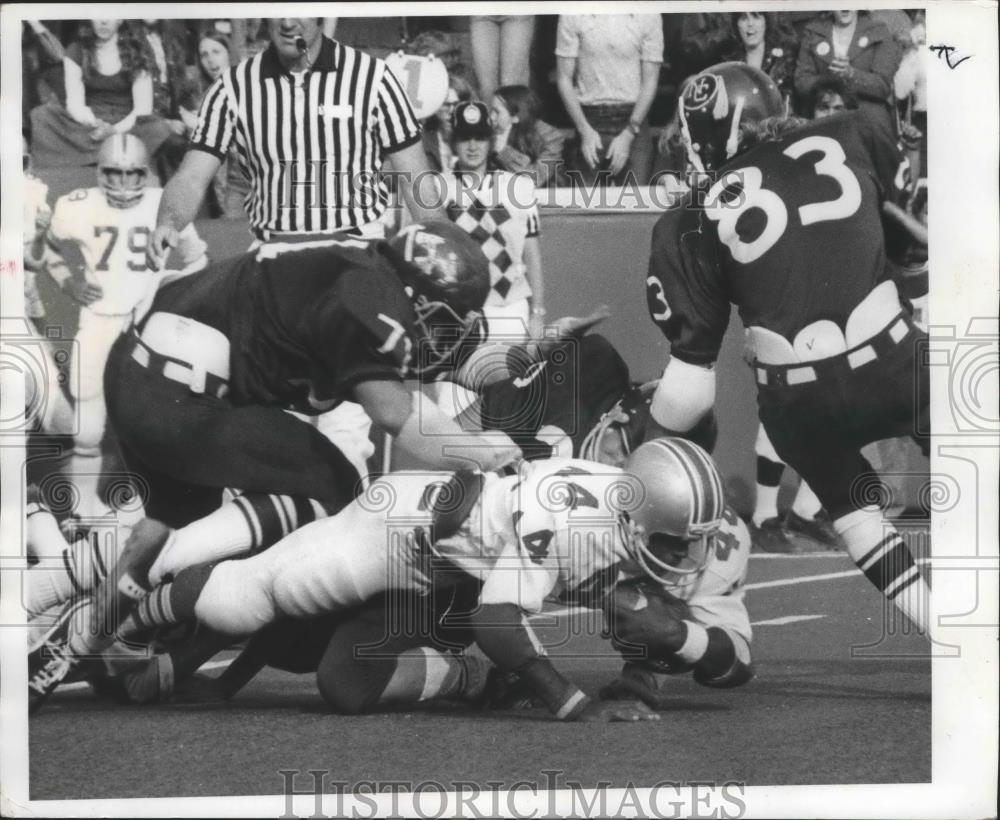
705,136,863,264
94,226,151,272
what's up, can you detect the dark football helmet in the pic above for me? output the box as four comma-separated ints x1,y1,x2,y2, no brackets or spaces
618,438,726,590
678,61,784,172
96,134,150,208
388,221,490,376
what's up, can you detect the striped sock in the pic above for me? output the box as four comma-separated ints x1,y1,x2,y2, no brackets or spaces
25,531,118,616
836,506,929,632
148,494,325,586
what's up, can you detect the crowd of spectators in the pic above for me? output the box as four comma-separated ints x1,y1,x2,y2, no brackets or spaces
22,11,928,201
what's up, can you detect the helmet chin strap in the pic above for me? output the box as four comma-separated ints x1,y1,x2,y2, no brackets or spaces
725,96,746,160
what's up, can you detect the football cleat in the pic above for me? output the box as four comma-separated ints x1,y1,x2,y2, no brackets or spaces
96,133,150,208
783,509,844,550
748,516,801,554
27,598,89,713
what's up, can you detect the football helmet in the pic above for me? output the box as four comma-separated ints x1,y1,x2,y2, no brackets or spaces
388,221,490,376
580,381,657,466
618,438,726,589
678,61,784,172
96,134,150,208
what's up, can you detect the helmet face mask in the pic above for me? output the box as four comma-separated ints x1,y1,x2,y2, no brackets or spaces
96,134,150,209
618,516,712,589
388,221,491,377
410,293,485,377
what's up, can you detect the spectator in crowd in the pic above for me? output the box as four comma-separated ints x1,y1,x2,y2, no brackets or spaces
794,10,902,134
808,75,859,118
444,101,547,343
674,13,733,79
420,69,477,173
140,19,193,180
469,15,535,101
722,12,798,109
29,19,171,170
489,85,566,188
22,20,66,128
894,11,927,181
407,29,464,71
555,14,663,187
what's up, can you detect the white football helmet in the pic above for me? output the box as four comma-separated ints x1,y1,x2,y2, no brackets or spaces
97,134,150,208
618,437,726,588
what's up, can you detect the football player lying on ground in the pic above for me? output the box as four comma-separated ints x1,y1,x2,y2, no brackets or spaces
83,439,751,721
28,221,526,708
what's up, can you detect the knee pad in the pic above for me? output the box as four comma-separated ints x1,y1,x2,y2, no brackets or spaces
73,395,107,449
193,560,277,636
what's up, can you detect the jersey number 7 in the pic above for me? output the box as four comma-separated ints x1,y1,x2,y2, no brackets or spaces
704,135,863,264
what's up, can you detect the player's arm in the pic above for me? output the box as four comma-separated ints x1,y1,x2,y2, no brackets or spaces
353,380,520,473
44,199,103,305
644,211,728,437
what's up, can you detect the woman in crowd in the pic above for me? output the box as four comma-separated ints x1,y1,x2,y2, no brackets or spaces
722,12,798,110
420,67,478,173
29,19,171,170
469,15,535,101
794,10,902,133
489,85,566,188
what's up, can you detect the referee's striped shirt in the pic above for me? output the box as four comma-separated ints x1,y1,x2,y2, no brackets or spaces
190,37,421,237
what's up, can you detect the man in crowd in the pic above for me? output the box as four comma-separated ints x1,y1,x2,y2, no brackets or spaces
643,63,933,635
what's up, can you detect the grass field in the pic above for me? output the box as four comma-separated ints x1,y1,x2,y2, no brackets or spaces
29,550,932,801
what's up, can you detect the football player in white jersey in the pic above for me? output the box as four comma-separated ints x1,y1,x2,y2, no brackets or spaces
40,438,750,720
45,134,207,520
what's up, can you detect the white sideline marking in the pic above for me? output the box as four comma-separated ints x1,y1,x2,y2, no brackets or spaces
744,569,859,590
752,614,826,626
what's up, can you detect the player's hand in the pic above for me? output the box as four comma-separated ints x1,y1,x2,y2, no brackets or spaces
34,206,52,236
607,131,634,176
62,278,103,305
548,305,611,340
575,698,660,722
599,663,669,710
579,125,603,169
148,225,180,270
166,119,188,137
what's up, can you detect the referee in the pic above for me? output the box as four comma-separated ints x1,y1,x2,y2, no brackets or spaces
148,17,444,264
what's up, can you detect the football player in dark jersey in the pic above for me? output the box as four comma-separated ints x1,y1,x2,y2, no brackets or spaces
643,63,933,636
28,221,525,709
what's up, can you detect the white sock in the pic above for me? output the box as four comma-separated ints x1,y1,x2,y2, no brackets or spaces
148,504,251,587
26,503,69,561
66,448,105,519
791,480,823,519
753,485,780,526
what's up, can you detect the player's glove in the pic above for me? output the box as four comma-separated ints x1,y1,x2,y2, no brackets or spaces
599,661,672,710
601,576,693,664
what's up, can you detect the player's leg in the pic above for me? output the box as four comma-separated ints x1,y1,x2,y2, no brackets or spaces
762,396,931,633
64,309,124,519
498,16,534,88
25,484,70,561
315,581,489,714
784,479,842,548
469,17,501,101
749,424,795,551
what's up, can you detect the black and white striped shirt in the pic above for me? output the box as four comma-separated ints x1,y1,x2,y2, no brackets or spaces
190,37,421,236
